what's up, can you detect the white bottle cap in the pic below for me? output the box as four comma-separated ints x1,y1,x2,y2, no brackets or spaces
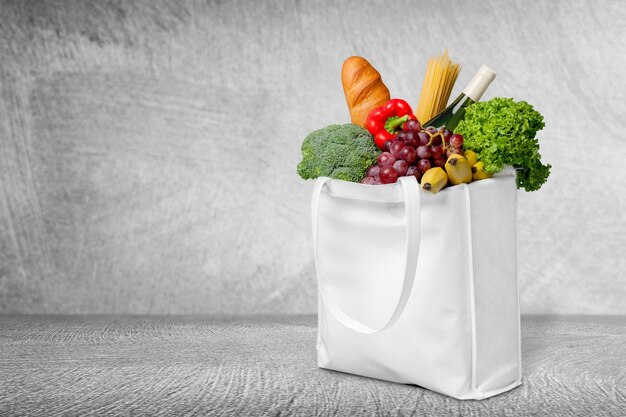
462,65,496,102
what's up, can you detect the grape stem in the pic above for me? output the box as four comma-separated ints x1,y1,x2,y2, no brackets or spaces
425,128,448,150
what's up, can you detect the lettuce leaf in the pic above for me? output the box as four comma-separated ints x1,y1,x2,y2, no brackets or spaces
455,97,551,191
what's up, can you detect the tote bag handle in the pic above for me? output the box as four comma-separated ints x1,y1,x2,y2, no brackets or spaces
311,176,421,335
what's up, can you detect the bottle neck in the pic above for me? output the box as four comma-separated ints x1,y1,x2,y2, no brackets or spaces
462,65,496,101
449,93,468,112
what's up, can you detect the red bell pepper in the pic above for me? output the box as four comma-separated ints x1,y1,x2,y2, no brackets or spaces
365,98,417,149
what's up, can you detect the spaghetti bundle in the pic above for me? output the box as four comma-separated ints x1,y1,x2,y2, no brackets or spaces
415,50,461,123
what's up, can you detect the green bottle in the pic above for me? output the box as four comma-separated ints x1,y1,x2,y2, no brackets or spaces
425,65,496,131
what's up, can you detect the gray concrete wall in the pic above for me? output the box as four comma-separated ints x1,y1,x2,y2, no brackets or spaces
1,0,624,314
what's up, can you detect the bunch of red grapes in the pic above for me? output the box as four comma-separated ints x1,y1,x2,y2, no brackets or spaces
361,119,464,185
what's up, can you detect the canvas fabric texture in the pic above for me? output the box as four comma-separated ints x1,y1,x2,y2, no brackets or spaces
311,171,521,400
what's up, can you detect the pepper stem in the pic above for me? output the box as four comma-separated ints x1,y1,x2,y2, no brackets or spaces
384,115,409,133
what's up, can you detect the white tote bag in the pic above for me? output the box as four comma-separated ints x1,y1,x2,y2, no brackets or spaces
311,170,521,400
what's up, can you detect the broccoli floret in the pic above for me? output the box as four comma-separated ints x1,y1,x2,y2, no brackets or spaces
297,124,380,182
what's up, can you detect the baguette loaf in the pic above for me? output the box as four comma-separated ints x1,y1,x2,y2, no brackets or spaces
341,56,391,127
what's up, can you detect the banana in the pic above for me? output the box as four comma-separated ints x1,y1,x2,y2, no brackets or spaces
472,161,493,181
421,167,448,194
463,150,478,166
445,154,472,185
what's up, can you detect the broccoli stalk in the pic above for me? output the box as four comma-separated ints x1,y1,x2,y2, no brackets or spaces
297,124,380,182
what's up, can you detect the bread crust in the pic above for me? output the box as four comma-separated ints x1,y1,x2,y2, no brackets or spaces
341,56,390,127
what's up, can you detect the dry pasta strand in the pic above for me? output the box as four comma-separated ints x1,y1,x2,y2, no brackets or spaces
416,49,461,123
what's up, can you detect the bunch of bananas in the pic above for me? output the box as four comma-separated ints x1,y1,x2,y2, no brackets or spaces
421,150,492,194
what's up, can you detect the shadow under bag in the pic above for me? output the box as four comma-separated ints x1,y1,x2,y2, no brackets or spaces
312,172,521,400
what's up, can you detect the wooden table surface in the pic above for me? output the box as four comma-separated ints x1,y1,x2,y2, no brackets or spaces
1,315,624,416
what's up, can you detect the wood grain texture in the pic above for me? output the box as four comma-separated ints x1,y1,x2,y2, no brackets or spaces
0,315,625,416
1,0,626,314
